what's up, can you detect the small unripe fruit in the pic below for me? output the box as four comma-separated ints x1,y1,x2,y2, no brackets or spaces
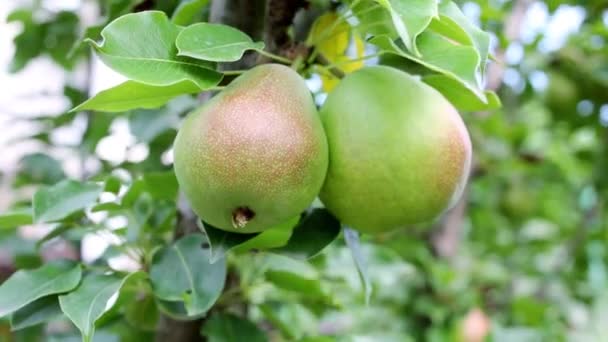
319,66,472,234
173,64,328,233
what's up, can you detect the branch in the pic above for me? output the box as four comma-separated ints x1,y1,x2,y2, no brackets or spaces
264,0,307,54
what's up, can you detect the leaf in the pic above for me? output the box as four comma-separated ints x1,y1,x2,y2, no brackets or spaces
272,208,341,259
142,172,178,201
308,12,350,59
36,224,84,248
33,180,103,223
10,296,62,331
125,294,158,331
201,313,266,342
172,0,209,26
350,1,395,37
374,0,438,55
265,270,326,299
343,227,372,304
430,1,490,75
91,202,123,213
156,298,201,320
88,11,222,89
176,23,265,62
199,222,260,264
81,113,114,153
129,108,179,143
232,216,298,253
71,80,199,112
308,12,365,92
0,262,81,317
199,217,299,263
59,272,144,342
15,153,65,186
149,234,226,316
103,175,122,194
0,208,32,230
370,34,487,102
423,75,501,111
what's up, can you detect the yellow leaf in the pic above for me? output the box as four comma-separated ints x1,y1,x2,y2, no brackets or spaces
310,13,368,93
308,12,350,62
320,69,340,92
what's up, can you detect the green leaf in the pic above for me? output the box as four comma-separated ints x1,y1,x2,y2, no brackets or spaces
423,75,501,111
36,224,85,249
0,208,32,230
156,298,200,320
199,222,260,264
0,262,81,317
125,294,158,331
430,1,490,75
343,227,372,304
351,1,395,37
374,0,438,55
176,23,265,62
129,108,178,143
272,209,341,259
370,34,486,102
172,0,209,26
121,179,145,207
265,270,326,299
103,176,122,194
232,216,298,253
88,11,222,89
142,172,178,200
33,180,103,223
149,234,226,316
16,153,65,186
91,202,122,213
59,272,144,342
201,313,266,342
72,80,199,112
82,113,114,153
10,296,62,331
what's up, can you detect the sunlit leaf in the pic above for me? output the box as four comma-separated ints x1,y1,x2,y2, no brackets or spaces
88,11,222,89
172,0,210,26
0,262,81,317
71,80,199,112
33,180,102,223
176,23,265,62
0,208,32,230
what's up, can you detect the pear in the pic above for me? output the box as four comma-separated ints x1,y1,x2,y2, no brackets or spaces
173,64,328,233
319,66,472,234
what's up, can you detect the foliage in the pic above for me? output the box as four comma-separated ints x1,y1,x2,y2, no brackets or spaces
0,0,607,341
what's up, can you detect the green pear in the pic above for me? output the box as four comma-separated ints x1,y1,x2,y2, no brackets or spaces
319,66,472,234
173,64,328,233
